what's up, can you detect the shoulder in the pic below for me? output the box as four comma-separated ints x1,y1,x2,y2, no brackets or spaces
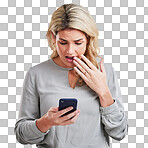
96,56,113,74
27,59,53,76
96,56,115,84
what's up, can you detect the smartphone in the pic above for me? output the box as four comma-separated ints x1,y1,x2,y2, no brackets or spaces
59,98,78,117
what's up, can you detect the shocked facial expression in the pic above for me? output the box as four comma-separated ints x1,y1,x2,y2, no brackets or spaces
52,29,88,68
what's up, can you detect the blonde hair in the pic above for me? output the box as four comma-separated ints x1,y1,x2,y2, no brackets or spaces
46,3,102,86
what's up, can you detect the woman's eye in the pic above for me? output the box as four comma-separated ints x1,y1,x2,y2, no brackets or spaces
59,42,82,45
59,42,67,45
75,43,82,45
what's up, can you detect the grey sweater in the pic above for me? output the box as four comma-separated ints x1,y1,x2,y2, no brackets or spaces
14,58,128,148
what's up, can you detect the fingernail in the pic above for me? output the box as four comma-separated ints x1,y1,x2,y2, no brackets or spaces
74,56,77,59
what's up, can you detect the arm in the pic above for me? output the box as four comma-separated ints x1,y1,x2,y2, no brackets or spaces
14,67,80,144
99,65,128,141
14,67,48,144
72,55,128,140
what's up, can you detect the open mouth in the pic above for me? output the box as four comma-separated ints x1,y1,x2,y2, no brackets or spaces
65,56,74,59
65,56,74,62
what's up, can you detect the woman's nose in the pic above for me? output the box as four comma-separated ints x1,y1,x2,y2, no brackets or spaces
66,44,75,54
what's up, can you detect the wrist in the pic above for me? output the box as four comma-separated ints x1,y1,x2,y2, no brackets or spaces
98,88,114,107
36,114,52,133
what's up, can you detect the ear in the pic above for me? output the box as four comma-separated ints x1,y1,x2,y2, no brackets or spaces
51,31,56,43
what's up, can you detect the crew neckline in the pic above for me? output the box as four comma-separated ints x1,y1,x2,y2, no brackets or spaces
50,58,74,71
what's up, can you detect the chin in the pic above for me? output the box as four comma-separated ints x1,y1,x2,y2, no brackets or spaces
62,59,74,68
66,62,75,68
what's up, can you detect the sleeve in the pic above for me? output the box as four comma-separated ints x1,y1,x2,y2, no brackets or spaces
99,65,128,141
14,67,49,145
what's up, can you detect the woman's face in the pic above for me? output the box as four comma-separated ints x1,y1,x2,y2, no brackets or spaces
53,29,88,68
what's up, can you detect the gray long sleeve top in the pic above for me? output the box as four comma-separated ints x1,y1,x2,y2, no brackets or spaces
14,58,128,148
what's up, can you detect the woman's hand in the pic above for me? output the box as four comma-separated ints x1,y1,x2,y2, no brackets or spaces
36,107,80,133
46,107,80,126
73,55,114,107
73,55,108,95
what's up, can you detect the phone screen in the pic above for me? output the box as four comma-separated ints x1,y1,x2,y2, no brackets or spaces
59,98,78,116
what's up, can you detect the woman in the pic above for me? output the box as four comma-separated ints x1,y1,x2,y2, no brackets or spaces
14,3,128,148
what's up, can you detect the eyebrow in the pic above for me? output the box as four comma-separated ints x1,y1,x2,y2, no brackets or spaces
59,38,83,42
